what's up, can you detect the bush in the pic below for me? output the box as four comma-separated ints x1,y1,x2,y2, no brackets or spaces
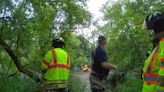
114,73,143,92
0,73,40,92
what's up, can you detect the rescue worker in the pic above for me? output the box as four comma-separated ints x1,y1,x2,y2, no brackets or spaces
142,11,164,92
90,35,117,92
41,38,70,92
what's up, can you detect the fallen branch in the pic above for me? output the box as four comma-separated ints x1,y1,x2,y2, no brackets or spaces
0,35,44,83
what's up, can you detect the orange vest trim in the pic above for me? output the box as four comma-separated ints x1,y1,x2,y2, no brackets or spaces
151,49,158,73
52,50,56,65
160,58,164,61
144,73,159,84
144,80,158,84
160,38,164,42
47,49,70,70
144,47,160,85
160,66,164,69
144,73,159,76
48,64,70,70
146,47,159,74
43,60,49,66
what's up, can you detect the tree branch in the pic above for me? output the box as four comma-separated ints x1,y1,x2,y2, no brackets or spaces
7,71,18,78
0,35,44,82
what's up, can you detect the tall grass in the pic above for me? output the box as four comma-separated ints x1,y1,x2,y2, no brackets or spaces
0,73,40,92
68,76,89,92
0,73,88,92
111,72,143,92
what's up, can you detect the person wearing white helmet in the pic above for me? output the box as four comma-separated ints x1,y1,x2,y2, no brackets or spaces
41,38,70,92
142,11,164,92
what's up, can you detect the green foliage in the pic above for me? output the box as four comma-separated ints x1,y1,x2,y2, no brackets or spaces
2,0,164,91
0,0,91,91
60,31,91,67
0,73,39,92
73,56,88,67
97,0,164,91
116,73,143,92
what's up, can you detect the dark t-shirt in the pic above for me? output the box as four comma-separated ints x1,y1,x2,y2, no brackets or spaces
91,46,109,77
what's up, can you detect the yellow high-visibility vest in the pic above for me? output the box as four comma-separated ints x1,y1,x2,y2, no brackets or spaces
142,38,164,92
42,48,70,83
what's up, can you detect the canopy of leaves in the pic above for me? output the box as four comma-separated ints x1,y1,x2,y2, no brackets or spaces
98,0,164,92
0,0,91,91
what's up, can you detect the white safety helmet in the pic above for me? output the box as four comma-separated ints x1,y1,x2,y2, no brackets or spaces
143,11,164,33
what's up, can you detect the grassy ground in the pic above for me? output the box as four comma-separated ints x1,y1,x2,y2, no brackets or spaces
0,73,40,92
68,72,90,92
0,71,143,92
107,71,143,92
0,72,87,92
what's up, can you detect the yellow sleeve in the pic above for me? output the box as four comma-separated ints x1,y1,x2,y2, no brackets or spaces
159,40,164,76
157,40,164,91
42,51,52,69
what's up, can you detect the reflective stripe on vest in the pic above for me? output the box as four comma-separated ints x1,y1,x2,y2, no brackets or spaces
144,47,159,84
48,64,70,70
146,47,158,73
144,73,159,84
161,38,164,42
47,49,70,70
52,49,57,64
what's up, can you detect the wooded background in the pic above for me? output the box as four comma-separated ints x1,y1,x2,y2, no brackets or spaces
0,0,164,92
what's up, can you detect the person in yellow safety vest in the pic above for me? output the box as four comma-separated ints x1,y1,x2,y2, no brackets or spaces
142,11,164,92
41,38,70,92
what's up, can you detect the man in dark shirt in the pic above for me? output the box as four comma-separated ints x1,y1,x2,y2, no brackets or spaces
90,35,117,92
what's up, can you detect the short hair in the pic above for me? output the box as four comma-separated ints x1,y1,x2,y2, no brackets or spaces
98,35,106,44
52,39,65,48
98,35,106,41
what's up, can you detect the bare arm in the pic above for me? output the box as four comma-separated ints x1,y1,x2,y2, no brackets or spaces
101,62,117,70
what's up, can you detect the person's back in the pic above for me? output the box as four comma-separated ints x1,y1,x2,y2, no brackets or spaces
42,38,70,92
43,48,70,81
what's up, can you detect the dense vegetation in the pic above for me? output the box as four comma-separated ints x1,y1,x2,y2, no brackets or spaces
0,0,164,92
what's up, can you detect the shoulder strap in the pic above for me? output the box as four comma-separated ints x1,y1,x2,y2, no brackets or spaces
146,46,159,74
51,49,57,64
67,55,70,66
